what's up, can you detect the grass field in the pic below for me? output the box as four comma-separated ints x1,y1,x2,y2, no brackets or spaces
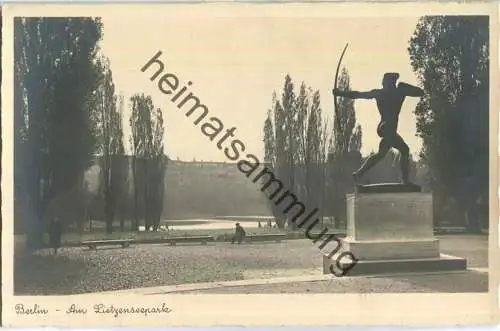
14,226,333,250
13,215,474,251
14,234,488,295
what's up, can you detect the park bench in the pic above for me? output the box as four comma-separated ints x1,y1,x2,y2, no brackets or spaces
82,239,134,250
165,236,215,246
245,233,286,243
434,226,467,234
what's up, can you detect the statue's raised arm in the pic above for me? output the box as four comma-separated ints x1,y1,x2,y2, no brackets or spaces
397,82,424,97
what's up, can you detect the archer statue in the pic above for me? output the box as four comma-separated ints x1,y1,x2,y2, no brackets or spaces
332,72,424,185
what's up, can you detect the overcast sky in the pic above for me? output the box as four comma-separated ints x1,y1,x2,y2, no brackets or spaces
99,10,423,162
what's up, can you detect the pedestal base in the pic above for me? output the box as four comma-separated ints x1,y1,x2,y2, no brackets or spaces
342,237,439,260
323,253,467,276
323,184,468,276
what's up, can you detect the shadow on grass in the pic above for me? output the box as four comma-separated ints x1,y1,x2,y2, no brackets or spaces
14,248,88,295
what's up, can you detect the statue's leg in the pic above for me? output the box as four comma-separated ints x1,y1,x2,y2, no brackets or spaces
353,138,390,180
393,134,410,184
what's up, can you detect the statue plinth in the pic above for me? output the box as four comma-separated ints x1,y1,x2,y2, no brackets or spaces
323,183,467,276
354,182,422,194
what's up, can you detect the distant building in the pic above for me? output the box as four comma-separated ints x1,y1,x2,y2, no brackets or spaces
83,156,272,219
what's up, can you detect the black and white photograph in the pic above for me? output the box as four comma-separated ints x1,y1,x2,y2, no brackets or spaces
2,2,498,327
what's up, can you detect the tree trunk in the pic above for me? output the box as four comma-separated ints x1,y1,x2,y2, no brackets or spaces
276,218,286,229
144,158,150,230
119,216,125,232
26,197,44,250
27,165,44,250
465,202,482,234
152,158,163,231
478,195,488,230
132,156,138,231
104,190,114,234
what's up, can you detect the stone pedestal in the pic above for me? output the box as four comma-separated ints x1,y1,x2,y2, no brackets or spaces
323,183,467,276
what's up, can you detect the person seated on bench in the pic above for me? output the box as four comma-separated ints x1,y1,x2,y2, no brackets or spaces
231,223,246,244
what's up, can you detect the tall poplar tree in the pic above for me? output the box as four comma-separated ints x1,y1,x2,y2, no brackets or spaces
408,16,489,232
14,18,103,248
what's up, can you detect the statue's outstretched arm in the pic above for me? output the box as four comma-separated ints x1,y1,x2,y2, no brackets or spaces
332,89,378,99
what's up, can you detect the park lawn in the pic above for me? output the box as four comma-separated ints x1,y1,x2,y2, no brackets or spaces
13,220,342,250
161,227,294,241
14,227,303,248
13,224,471,251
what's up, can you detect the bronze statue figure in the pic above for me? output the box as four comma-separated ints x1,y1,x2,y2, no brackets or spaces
333,72,424,184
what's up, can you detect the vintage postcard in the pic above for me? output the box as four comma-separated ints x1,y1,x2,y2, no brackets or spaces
2,2,499,327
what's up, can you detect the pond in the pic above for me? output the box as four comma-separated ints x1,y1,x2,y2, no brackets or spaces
137,217,275,231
